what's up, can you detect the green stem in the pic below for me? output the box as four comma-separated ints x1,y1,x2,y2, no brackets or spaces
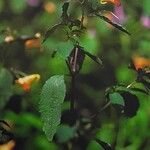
127,81,136,88
112,119,120,149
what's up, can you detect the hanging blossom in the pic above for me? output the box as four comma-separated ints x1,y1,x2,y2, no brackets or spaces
100,0,121,6
15,74,40,92
132,55,150,70
100,0,125,25
25,33,42,50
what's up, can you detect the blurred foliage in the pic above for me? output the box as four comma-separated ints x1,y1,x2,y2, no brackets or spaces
0,0,150,150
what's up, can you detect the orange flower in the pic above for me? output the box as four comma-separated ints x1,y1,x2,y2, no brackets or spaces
100,0,121,6
25,38,41,49
132,56,150,70
44,2,56,14
0,140,15,150
15,74,40,92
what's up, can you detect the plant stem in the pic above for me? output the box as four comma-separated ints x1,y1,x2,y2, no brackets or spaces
72,47,78,73
90,101,111,119
70,74,76,111
127,81,135,88
112,119,120,149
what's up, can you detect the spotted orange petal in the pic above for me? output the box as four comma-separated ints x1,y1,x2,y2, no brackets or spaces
132,56,150,70
15,74,40,92
25,38,41,49
0,140,15,150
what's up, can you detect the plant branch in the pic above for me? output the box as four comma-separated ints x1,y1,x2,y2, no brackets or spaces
90,101,111,119
127,81,136,88
112,118,120,149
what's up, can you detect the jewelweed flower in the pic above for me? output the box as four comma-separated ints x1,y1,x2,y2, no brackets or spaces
100,0,121,6
15,74,40,92
25,38,41,49
44,2,56,14
0,140,15,150
132,55,150,70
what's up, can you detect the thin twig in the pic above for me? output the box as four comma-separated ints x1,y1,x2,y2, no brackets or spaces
112,119,120,149
127,81,136,88
80,6,85,28
90,101,111,119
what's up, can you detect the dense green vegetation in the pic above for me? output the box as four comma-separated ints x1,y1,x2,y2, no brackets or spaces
0,0,150,150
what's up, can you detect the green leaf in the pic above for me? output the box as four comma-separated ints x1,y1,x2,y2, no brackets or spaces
39,75,66,141
0,68,13,111
109,92,125,106
95,138,112,150
96,13,131,35
83,49,102,65
43,23,63,43
43,38,74,59
130,87,149,95
56,125,76,143
57,41,74,58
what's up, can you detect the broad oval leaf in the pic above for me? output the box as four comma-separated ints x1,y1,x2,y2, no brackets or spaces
109,92,125,106
39,75,66,141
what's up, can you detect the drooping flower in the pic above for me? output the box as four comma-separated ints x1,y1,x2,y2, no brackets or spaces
132,55,150,70
100,0,121,6
0,140,15,150
25,33,41,49
15,74,40,92
44,1,56,14
25,38,41,49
